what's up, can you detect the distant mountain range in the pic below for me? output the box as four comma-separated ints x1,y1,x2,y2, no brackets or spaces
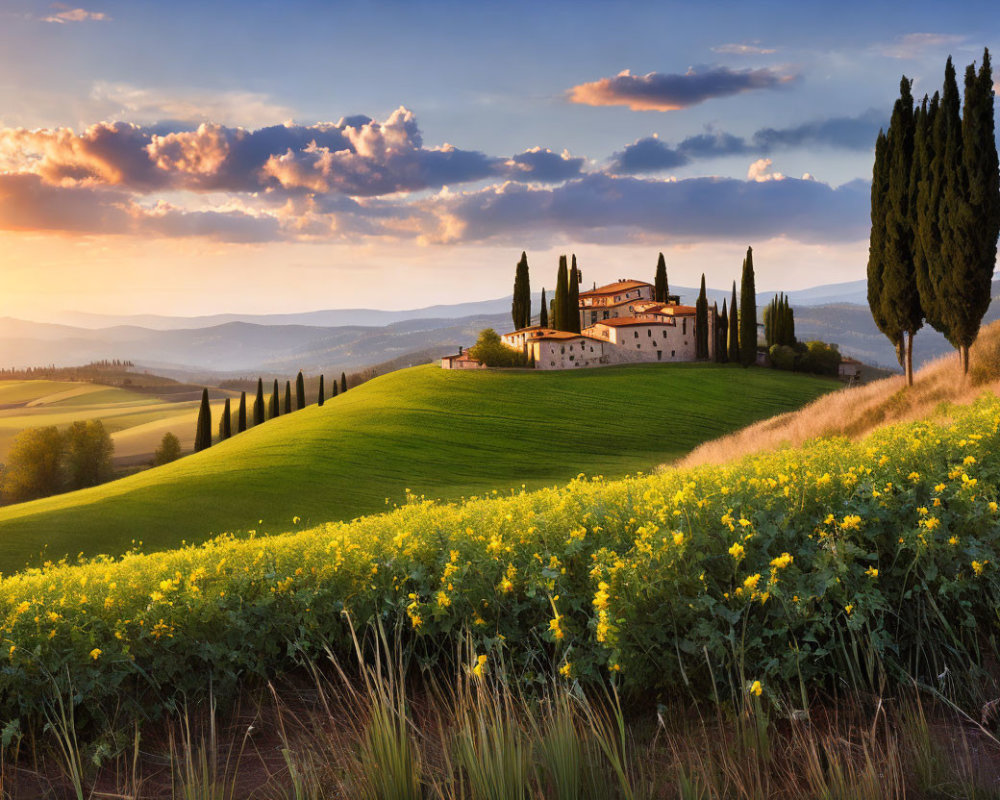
1,277,995,377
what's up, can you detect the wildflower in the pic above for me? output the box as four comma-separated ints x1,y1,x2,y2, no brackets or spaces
845,604,854,615
964,455,977,466
743,573,761,591
559,662,573,678
973,560,987,577
934,483,946,493
839,515,862,531
949,536,959,546
922,517,940,531
673,531,685,546
548,615,565,640
8,645,14,659
472,654,487,678
769,553,793,570
865,566,879,579
436,591,451,609
499,577,514,593
908,471,920,482
410,613,423,629
749,680,762,697
89,648,102,661
990,502,998,513
917,507,928,516
729,542,745,561
593,582,611,611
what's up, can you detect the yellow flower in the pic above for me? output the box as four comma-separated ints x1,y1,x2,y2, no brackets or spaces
728,542,745,560
593,582,610,611
990,502,998,513
907,471,920,482
845,604,854,615
865,566,878,579
472,654,487,677
436,591,451,609
972,560,987,577
548,615,565,640
559,662,573,678
673,531,685,546
499,578,514,593
934,483,946,492
89,648,102,661
410,613,423,628
839,515,862,531
8,645,15,659
749,680,762,697
964,455,977,466
743,573,761,591
949,536,959,546
769,553,793,570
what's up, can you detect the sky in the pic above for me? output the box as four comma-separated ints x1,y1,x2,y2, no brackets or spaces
0,0,997,318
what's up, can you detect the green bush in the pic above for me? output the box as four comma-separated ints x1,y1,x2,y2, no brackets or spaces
468,329,529,368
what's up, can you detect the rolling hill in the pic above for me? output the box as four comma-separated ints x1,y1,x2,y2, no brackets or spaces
0,363,835,574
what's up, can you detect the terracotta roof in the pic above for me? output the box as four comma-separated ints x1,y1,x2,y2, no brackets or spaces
503,325,545,335
533,330,596,341
443,352,481,362
655,304,697,316
588,317,676,328
578,279,652,298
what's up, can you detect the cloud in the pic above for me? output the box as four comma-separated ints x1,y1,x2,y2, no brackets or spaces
876,33,966,60
503,148,585,182
712,42,776,55
42,6,108,23
747,158,784,182
567,66,796,112
415,173,869,246
609,110,884,174
89,82,294,128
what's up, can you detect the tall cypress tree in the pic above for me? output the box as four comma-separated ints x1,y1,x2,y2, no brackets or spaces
253,378,265,426
695,273,709,359
511,251,531,330
318,374,325,406
711,302,719,361
284,381,292,414
868,128,905,369
949,49,1000,373
219,397,231,441
270,379,280,419
719,298,729,363
880,76,922,386
237,391,247,433
194,388,212,452
654,253,668,303
728,281,739,361
340,372,347,393
331,380,338,398
553,256,568,331
567,255,581,333
539,288,549,328
739,247,757,367
296,371,306,410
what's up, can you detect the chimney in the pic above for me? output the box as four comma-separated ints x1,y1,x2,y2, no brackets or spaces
458,345,463,355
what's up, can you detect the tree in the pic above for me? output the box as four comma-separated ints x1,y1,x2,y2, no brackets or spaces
695,273,709,359
728,281,739,361
64,419,114,489
567,254,581,333
318,374,325,406
194,388,212,451
1,426,64,502
654,252,668,303
219,398,232,440
739,247,757,367
467,328,529,367
340,372,347,393
881,76,922,385
270,380,280,419
869,128,904,369
553,255,569,331
719,298,729,363
284,381,292,413
237,392,247,433
295,371,306,410
253,379,265,426
331,380,338,398
539,288,549,328
511,251,531,330
153,432,181,466
949,49,1000,373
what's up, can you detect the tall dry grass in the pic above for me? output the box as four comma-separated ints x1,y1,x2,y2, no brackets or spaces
678,319,1000,469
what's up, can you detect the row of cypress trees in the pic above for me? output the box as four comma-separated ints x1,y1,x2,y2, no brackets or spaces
691,246,759,366
193,370,349,453
510,252,584,333
763,293,796,348
868,49,999,385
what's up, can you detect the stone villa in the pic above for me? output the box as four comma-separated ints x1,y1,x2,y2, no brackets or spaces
443,278,717,371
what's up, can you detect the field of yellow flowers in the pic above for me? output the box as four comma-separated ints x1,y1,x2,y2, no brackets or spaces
3,394,1000,732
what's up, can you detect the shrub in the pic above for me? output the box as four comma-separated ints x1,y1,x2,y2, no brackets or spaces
153,432,182,466
467,329,529,368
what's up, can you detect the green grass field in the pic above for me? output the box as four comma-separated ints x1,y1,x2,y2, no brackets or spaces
0,364,836,574
0,380,229,466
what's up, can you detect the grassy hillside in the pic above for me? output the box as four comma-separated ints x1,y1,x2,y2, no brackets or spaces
0,380,230,466
0,363,833,573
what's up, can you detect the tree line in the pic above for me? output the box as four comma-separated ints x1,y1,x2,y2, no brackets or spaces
868,49,999,385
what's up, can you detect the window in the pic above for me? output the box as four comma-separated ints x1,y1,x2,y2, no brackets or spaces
647,329,652,337
671,350,675,357
637,344,641,349
634,331,639,338
662,330,667,338
682,319,687,335
561,346,565,354
569,355,574,361
550,361,556,366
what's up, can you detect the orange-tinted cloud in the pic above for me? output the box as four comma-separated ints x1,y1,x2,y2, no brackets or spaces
568,66,796,112
43,7,109,23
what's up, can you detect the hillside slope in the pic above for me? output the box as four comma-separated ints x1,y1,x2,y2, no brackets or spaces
0,363,833,573
681,318,1000,468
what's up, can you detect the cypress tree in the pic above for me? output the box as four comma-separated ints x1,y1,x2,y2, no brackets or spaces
695,273,709,359
950,49,1000,373
219,397,231,440
340,372,347,393
654,252,668,303
296,371,306,410
511,251,531,330
194,388,211,452
331,380,338,398
318,374,325,406
739,247,757,367
539,288,549,328
880,76,922,386
253,378,265,426
719,298,729,363
237,391,247,433
553,255,568,331
270,379,279,419
728,281,739,361
868,128,904,368
567,254,581,333
711,302,719,361
284,381,292,414
916,91,944,337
